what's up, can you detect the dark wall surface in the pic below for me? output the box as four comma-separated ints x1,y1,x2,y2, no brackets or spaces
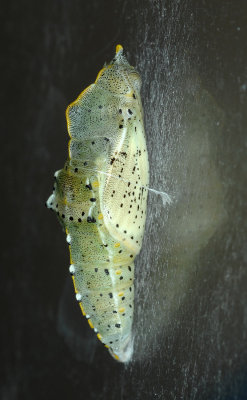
2,0,247,399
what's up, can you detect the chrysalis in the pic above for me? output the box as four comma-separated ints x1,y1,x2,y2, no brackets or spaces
46,45,149,362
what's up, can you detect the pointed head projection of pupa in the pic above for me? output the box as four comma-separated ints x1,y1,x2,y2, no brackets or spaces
95,44,141,95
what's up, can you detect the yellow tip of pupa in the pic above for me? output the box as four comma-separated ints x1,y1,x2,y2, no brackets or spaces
113,353,120,361
116,44,123,54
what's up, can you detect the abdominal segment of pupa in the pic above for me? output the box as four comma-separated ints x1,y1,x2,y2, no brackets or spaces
46,44,149,362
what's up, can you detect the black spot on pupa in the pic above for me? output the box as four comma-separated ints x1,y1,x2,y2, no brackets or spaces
104,269,109,275
109,293,113,298
95,268,98,272
87,216,96,223
115,324,121,328
90,198,96,202
69,216,73,221
119,125,123,129
85,184,92,190
74,168,78,173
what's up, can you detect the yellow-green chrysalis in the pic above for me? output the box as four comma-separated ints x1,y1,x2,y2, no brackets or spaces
47,45,149,362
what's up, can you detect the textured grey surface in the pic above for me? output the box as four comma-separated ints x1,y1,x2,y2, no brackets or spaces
2,0,247,399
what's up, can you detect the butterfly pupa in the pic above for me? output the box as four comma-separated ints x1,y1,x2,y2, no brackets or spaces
46,44,149,362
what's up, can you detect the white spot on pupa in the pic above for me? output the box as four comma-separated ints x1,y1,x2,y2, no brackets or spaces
76,293,82,301
66,234,71,244
69,264,75,274
46,194,54,207
94,328,98,333
86,314,90,319
54,170,59,178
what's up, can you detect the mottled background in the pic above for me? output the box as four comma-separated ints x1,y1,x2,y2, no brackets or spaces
2,0,247,399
